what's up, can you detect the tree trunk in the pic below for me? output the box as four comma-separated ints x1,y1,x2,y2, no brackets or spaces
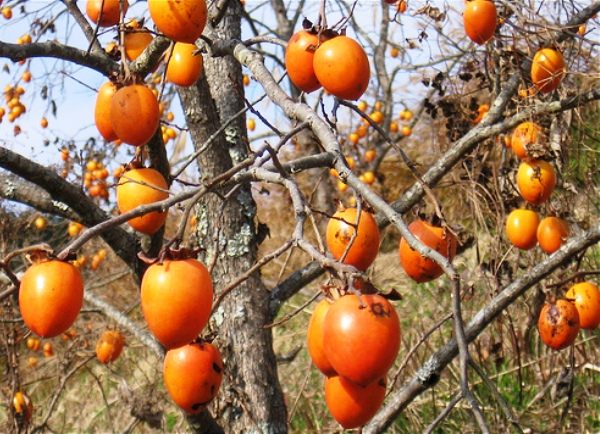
177,2,287,432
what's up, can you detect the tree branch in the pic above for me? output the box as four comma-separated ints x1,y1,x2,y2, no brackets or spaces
0,170,80,221
0,40,118,77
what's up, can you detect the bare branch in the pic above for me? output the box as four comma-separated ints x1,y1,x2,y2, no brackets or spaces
0,170,80,221
0,40,118,76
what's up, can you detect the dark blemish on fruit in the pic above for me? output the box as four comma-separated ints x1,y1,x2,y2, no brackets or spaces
370,302,390,317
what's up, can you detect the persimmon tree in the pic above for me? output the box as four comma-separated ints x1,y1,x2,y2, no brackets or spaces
0,0,599,433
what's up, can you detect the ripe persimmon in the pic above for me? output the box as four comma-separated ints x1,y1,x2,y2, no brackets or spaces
365,149,376,162
2,6,12,19
27,356,38,369
163,341,223,414
516,160,556,205
43,342,54,357
538,299,580,350
86,0,128,27
313,35,370,101
511,122,545,160
362,171,376,184
19,259,84,338
34,217,46,230
399,109,413,120
463,0,497,45
141,258,213,349
566,282,600,330
323,294,400,387
531,48,565,94
307,299,336,377
110,84,160,146
399,219,457,283
369,111,384,124
326,207,380,271
505,209,539,250
68,221,84,237
537,216,569,254
116,167,169,234
285,29,322,93
94,81,119,142
124,31,153,61
148,0,207,43
26,337,41,351
96,330,125,364
325,375,386,429
166,43,203,87
13,391,33,426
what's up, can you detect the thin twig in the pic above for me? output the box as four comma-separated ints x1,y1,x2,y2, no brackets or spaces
450,276,490,433
423,391,463,434
468,359,524,433
30,355,96,433
263,291,321,329
388,313,453,394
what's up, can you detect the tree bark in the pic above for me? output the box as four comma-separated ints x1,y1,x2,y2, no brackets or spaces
177,2,287,432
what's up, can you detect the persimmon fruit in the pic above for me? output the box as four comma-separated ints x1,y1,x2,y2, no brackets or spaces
96,330,125,364
531,48,565,94
307,299,336,377
26,337,41,352
13,391,33,426
326,207,380,271
313,35,370,100
566,282,600,330
94,81,119,142
163,341,224,414
285,29,322,93
124,31,153,61
148,0,207,43
140,258,213,349
325,375,386,429
538,299,580,350
110,84,160,146
34,217,46,230
537,216,569,254
116,167,169,234
362,171,376,184
19,259,84,338
516,160,556,205
399,219,457,283
505,209,539,250
323,294,400,387
511,122,544,160
2,6,12,19
463,0,497,45
166,43,203,87
365,149,376,162
86,0,128,27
